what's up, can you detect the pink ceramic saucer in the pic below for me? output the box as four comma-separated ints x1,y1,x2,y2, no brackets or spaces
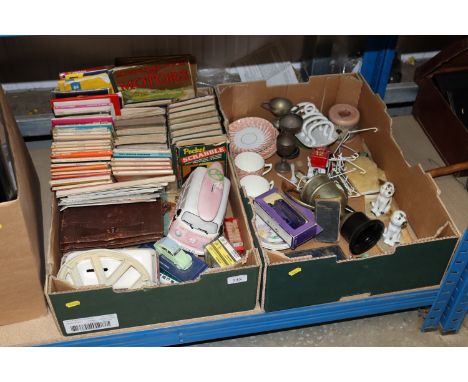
228,117,278,158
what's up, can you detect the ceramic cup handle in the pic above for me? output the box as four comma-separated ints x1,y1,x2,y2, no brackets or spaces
262,163,273,176
269,180,275,189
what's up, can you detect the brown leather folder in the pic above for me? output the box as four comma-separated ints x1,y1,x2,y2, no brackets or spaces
59,200,165,252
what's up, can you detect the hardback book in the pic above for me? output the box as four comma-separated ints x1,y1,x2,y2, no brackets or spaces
171,130,224,143
168,105,217,120
170,124,222,138
168,99,216,113
114,134,167,146
52,88,110,99
114,115,166,128
51,94,122,117
113,148,172,158
167,110,219,125
168,94,215,108
115,126,166,136
169,117,220,131
111,157,171,163
111,161,171,167
52,180,113,192
111,144,168,150
57,72,116,94
51,115,114,127
113,169,173,176
59,66,112,80
118,106,166,119
111,55,197,104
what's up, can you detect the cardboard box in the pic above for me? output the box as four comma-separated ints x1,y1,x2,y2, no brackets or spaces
0,85,48,325
216,74,460,312
45,156,261,336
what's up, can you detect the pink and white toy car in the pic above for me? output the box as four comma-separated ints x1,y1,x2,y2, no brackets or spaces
168,162,230,255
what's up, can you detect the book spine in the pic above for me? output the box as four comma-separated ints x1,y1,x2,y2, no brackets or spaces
113,153,171,158
51,151,112,159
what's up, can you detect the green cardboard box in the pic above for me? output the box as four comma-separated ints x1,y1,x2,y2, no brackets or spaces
46,157,261,336
216,74,460,312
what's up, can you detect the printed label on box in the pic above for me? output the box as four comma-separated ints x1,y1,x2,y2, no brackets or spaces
227,274,248,285
63,313,119,334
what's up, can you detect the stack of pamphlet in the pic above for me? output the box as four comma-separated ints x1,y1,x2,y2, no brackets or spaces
112,105,174,181
167,95,224,143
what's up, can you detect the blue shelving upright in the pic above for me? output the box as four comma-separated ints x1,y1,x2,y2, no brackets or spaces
422,229,468,333
361,36,398,98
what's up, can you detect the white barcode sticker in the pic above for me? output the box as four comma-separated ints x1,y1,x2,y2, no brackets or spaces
63,313,119,334
227,274,248,285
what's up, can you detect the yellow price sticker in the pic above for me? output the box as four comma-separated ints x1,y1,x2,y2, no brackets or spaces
65,301,81,308
288,267,302,276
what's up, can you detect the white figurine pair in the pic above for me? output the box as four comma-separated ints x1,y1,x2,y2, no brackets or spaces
372,182,407,246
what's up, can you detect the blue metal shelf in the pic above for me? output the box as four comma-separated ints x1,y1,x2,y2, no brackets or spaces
41,230,468,346
43,288,439,347
422,229,468,333
361,36,398,98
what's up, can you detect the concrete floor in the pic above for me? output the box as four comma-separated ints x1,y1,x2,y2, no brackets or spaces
14,114,467,346
195,311,468,346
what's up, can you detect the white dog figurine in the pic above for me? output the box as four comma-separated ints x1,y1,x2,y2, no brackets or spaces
371,182,395,217
383,210,407,246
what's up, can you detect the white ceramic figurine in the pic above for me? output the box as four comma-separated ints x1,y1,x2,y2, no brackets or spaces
371,181,395,217
290,163,298,184
383,210,407,246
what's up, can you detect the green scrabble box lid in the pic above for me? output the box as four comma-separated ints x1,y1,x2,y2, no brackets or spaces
172,136,228,186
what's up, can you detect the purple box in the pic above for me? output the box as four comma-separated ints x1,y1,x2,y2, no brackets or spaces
253,187,322,249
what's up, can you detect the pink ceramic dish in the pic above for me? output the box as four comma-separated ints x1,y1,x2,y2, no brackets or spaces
228,117,278,158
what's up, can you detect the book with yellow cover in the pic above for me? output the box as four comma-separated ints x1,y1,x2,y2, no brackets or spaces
57,72,115,94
